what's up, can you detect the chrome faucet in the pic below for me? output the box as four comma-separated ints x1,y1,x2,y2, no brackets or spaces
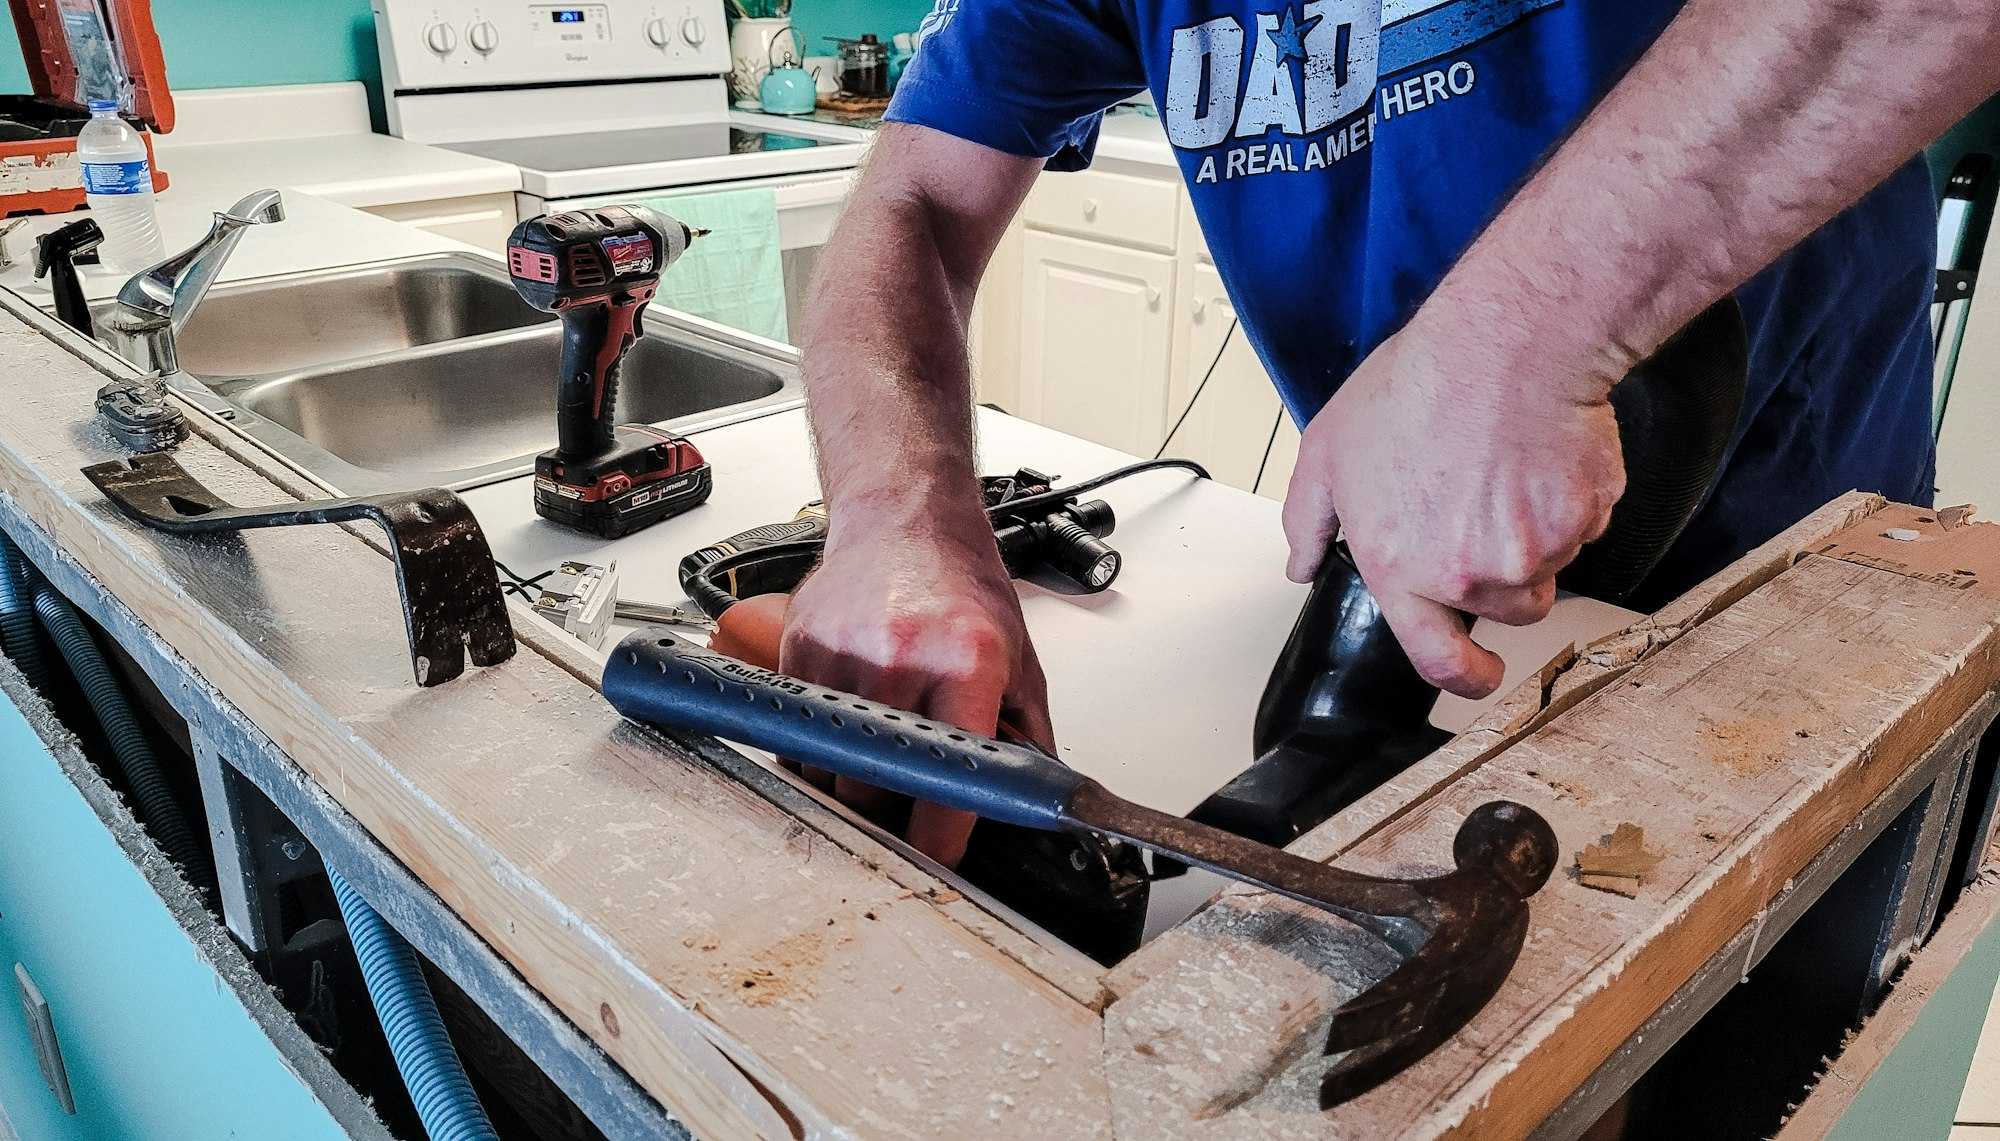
99,188,285,377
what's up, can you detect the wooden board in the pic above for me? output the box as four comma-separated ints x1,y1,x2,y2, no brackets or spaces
0,305,1113,1138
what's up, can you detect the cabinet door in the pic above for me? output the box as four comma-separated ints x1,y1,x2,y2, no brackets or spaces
1162,260,1289,492
1016,231,1175,455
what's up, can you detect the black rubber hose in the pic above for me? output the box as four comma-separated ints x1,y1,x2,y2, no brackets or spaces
0,534,46,691
32,581,212,892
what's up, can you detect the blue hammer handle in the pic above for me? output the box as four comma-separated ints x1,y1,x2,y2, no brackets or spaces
603,631,1089,831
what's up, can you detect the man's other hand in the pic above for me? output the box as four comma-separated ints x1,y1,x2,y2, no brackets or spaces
779,511,1054,868
1281,316,1626,699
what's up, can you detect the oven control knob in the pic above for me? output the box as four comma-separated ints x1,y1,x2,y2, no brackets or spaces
680,16,705,46
468,20,499,54
424,21,457,55
645,16,670,47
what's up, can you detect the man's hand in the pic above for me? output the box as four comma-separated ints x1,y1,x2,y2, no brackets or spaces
789,125,1046,866
1278,0,2000,699
1281,310,1626,698
781,509,1054,868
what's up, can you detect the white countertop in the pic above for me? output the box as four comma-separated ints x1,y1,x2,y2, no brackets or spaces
0,84,507,308
460,404,1633,935
462,405,1635,817
152,82,522,209
154,133,520,210
0,186,480,308
464,405,1308,819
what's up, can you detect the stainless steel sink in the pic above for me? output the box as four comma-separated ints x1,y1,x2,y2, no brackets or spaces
106,253,803,496
97,257,555,379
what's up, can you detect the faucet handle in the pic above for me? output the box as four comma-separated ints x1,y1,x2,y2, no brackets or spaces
219,188,285,227
114,188,285,323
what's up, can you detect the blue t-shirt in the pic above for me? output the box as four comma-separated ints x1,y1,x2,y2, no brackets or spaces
887,0,1937,602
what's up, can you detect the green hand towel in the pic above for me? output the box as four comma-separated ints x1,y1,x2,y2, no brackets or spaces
629,188,789,345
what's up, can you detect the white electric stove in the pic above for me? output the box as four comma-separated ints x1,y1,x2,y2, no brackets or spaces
374,0,871,335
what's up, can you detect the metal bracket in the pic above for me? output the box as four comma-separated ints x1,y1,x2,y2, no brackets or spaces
81,452,515,686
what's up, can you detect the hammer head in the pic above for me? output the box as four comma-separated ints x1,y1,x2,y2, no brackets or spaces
1318,801,1559,1107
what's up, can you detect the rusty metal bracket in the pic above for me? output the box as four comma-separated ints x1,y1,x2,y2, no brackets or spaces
82,452,514,686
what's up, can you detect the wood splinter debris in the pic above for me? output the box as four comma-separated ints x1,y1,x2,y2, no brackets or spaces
1575,823,1664,898
1937,503,1977,532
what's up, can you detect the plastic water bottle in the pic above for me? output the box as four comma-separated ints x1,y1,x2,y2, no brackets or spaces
78,99,166,272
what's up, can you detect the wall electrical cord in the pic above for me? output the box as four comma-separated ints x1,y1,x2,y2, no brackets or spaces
1154,315,1239,461
1151,314,1290,497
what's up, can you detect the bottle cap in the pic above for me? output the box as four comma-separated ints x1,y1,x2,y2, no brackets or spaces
88,99,118,113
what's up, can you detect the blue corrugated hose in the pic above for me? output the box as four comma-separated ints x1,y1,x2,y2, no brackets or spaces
0,534,44,690
31,579,209,889
327,868,499,1141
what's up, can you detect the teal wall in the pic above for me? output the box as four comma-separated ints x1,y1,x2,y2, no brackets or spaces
0,686,353,1140
0,1,381,94
0,0,930,97
791,0,932,58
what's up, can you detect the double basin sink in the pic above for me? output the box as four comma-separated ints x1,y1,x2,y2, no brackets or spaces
116,253,801,496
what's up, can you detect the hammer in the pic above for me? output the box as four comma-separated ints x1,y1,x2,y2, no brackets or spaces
602,632,1558,1106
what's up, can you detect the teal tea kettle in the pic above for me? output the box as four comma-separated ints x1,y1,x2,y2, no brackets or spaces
759,32,818,116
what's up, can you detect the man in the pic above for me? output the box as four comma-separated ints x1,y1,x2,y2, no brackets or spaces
785,0,1998,866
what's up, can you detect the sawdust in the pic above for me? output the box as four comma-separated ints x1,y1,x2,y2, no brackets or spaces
1575,823,1664,898
715,928,828,1007
1698,714,1794,775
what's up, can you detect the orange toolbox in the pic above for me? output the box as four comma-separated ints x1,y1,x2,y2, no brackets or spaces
0,0,171,217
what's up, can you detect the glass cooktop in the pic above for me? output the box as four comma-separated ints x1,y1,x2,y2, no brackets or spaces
444,123,829,173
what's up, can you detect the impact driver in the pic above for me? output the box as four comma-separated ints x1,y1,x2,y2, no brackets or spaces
507,204,715,538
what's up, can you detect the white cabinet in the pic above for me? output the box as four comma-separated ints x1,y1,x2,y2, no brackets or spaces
1161,259,1293,495
983,160,1300,493
1015,229,1176,455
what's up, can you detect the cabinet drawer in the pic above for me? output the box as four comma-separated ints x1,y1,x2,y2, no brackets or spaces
1023,170,1179,254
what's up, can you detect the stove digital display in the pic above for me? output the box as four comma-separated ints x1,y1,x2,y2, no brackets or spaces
550,9,586,21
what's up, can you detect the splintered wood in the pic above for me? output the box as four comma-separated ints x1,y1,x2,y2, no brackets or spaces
1576,824,1664,898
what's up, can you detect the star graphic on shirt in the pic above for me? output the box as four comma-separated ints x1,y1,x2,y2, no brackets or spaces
1266,5,1322,66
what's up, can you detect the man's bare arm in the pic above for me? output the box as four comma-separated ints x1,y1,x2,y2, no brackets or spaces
785,124,1045,866
1448,0,1997,384
1286,0,2000,696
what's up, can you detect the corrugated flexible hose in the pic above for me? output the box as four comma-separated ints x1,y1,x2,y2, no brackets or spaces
327,868,499,1141
0,534,45,690
31,579,210,890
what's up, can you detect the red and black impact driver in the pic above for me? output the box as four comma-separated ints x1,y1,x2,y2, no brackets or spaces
507,204,715,539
